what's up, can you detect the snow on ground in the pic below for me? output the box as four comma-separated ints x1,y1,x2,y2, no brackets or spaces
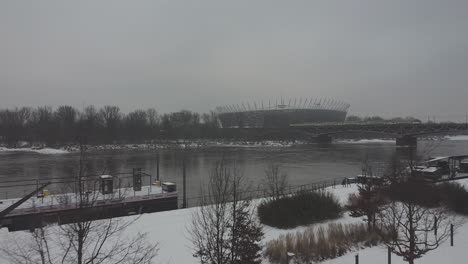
1,135,466,154
84,140,299,150
338,135,468,144
115,184,361,264
445,135,468,141
323,179,468,264
338,139,396,144
323,231,468,264
113,180,468,264
0,184,359,264
0,147,69,154
1,181,467,264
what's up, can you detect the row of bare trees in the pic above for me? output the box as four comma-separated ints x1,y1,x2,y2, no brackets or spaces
0,105,219,147
346,115,422,123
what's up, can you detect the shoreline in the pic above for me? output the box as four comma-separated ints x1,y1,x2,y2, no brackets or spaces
1,135,467,154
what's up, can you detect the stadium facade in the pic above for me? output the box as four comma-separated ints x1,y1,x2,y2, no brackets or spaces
216,98,350,128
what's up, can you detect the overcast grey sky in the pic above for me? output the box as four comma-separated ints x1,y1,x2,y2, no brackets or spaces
1,0,467,120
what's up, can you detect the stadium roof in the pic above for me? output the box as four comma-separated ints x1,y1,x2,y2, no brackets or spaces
215,97,350,114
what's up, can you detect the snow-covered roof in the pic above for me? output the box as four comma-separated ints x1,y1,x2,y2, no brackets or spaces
424,157,449,163
424,155,468,163
420,167,440,173
356,174,382,179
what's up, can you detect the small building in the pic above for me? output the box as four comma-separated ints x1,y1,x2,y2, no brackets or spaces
100,175,114,194
162,182,176,193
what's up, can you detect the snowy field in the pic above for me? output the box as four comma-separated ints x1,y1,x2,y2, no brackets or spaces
105,184,362,264
2,180,466,264
124,181,468,264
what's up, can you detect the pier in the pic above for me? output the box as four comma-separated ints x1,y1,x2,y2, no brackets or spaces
0,170,178,232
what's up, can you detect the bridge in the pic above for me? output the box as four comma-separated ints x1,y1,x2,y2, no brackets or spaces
220,122,468,146
294,122,468,145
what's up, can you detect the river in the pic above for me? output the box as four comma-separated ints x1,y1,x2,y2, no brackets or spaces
1,138,467,204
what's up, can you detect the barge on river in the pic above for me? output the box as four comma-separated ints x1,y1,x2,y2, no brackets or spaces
0,171,178,232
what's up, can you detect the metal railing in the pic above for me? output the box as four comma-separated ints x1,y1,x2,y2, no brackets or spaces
178,177,345,208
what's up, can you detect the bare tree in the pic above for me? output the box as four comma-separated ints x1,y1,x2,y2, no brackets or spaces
1,218,158,264
78,105,102,142
190,160,263,264
146,108,159,128
56,218,158,264
99,105,121,143
0,142,158,264
55,105,77,143
263,163,288,201
0,107,31,147
376,147,460,264
378,201,455,264
125,109,148,142
0,227,53,264
31,106,55,145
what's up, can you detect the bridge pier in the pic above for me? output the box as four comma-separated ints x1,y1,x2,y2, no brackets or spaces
314,135,333,144
396,135,417,147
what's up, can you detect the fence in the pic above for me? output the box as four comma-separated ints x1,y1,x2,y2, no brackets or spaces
0,169,347,210
0,171,155,201
178,177,345,208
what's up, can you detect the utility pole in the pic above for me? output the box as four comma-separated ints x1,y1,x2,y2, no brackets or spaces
182,156,187,209
156,153,160,181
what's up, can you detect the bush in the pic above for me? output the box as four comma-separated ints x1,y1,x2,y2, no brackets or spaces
383,180,468,215
264,223,387,263
438,182,468,215
258,191,342,229
382,178,442,207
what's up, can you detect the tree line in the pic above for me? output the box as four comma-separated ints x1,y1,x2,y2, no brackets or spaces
0,105,219,147
346,115,422,123
0,105,429,148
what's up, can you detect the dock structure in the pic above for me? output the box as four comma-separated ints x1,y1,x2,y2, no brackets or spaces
0,170,178,232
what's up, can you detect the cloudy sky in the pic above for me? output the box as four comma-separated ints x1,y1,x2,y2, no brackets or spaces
1,0,467,120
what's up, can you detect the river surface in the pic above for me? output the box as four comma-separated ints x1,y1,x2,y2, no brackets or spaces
1,139,467,204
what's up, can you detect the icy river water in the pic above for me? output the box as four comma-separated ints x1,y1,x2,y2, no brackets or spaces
1,138,467,203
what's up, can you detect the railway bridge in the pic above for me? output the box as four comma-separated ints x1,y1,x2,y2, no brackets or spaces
292,122,468,146
219,122,468,146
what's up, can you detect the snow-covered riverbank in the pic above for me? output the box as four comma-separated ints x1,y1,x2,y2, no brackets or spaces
3,180,466,263
0,140,301,154
1,135,466,155
118,180,468,264
0,147,70,154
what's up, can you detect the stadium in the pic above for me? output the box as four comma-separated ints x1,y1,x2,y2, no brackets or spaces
216,98,350,128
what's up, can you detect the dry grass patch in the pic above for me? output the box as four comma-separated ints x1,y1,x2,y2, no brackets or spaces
265,223,386,263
